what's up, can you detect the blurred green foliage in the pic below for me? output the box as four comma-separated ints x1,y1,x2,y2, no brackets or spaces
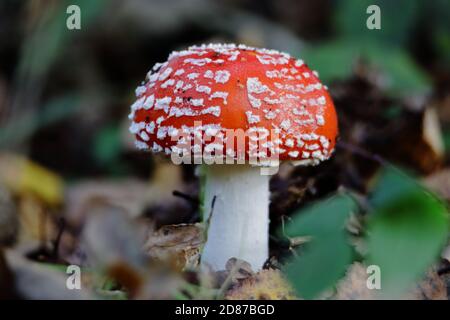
335,0,419,46
284,168,448,299
367,168,448,298
302,41,430,95
444,131,450,153
427,0,450,65
299,0,450,96
283,194,356,238
19,0,105,79
92,124,129,175
283,194,356,299
0,1,107,151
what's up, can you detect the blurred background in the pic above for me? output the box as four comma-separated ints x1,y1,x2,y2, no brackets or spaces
0,0,449,300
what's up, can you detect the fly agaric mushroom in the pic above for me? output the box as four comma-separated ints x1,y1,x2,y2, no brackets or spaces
129,44,338,271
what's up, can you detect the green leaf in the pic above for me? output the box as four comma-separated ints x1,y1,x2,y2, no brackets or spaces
19,0,106,79
383,105,403,119
425,0,450,66
443,130,450,153
285,232,353,299
282,194,356,299
369,167,420,209
335,0,420,46
308,0,429,95
367,169,449,298
301,42,357,84
301,41,430,96
93,125,122,165
283,194,357,238
364,44,430,95
434,28,450,66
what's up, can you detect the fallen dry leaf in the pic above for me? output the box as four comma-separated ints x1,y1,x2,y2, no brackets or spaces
423,169,450,202
408,267,448,300
225,269,297,300
79,207,185,299
224,258,255,281
335,262,447,300
144,223,203,270
65,179,149,226
334,262,376,300
64,161,191,226
422,107,445,160
0,153,64,206
4,251,93,299
81,207,148,270
197,258,256,293
16,195,57,247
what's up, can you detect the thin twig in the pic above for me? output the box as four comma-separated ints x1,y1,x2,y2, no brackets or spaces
52,217,66,260
216,259,247,299
199,195,217,263
336,140,388,166
205,195,217,232
172,190,199,205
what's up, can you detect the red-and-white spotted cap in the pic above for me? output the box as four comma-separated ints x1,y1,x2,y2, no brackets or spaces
129,43,338,165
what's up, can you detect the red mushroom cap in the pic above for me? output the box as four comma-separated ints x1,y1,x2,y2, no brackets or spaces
129,44,338,165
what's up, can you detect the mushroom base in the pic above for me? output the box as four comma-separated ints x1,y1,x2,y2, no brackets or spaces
201,164,269,271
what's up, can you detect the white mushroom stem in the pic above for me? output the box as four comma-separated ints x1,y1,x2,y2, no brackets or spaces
201,164,269,271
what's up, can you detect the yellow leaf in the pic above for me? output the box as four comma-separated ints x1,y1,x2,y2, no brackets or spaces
0,153,63,206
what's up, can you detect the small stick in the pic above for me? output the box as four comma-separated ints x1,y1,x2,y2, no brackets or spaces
204,195,217,240
52,217,66,260
337,141,388,166
172,190,199,205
